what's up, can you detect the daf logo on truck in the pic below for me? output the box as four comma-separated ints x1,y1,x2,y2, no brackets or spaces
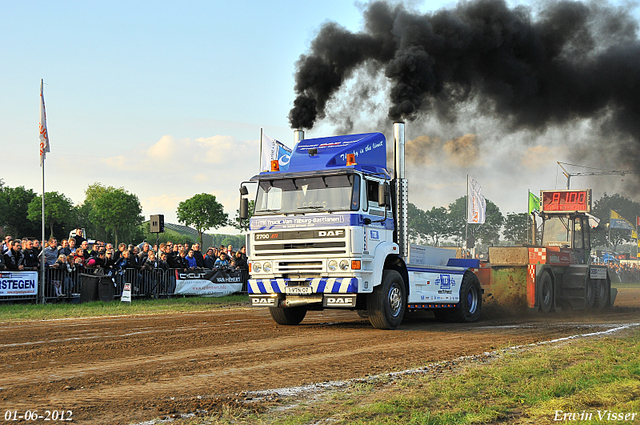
317,230,344,237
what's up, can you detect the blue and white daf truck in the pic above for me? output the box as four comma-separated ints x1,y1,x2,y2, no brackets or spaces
239,123,482,329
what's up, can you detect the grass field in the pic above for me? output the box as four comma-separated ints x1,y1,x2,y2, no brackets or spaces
0,295,250,322
178,327,640,425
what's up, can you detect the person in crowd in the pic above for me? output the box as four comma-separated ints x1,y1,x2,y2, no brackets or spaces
235,249,248,291
43,238,59,267
176,249,188,271
73,228,86,248
105,243,114,253
2,235,12,253
192,243,204,268
21,239,39,271
104,249,117,273
185,249,198,269
229,257,237,271
138,242,150,262
204,248,216,269
32,239,42,257
4,240,25,271
227,244,234,257
114,243,127,260
80,241,91,260
0,248,7,270
67,238,77,254
73,248,86,268
214,252,230,269
52,254,74,296
59,239,71,256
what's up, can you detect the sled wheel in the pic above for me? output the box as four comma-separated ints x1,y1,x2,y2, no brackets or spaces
435,272,482,323
539,271,554,313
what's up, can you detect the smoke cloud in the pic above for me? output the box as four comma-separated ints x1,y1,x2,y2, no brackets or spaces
289,0,640,181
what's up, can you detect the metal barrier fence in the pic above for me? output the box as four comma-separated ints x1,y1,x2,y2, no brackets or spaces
0,267,180,303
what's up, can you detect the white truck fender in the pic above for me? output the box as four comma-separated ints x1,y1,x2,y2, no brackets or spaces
370,241,402,290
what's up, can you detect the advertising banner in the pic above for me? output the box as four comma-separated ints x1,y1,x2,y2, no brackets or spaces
0,271,38,296
175,269,243,297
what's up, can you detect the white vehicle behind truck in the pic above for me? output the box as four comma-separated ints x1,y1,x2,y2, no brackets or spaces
239,122,482,329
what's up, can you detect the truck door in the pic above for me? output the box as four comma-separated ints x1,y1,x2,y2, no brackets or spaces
572,216,590,264
363,178,390,253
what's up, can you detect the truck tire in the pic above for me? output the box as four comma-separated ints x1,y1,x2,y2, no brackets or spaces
539,271,553,313
367,270,406,330
269,306,307,325
585,279,596,309
434,272,482,323
593,276,610,310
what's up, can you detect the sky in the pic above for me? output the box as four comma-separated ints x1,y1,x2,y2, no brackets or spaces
2,0,639,236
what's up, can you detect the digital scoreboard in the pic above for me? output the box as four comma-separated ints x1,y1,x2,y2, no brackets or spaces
541,189,591,213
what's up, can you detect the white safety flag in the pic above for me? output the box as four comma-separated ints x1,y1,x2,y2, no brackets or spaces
39,79,50,167
260,133,292,172
467,177,486,224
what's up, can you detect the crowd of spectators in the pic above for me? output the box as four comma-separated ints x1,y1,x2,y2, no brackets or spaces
2,228,249,297
605,262,640,283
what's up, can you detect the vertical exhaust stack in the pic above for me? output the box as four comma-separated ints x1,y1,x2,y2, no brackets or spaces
294,129,305,145
393,122,408,259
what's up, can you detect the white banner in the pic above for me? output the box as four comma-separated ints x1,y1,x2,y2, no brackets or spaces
174,269,243,297
261,133,292,172
0,271,38,296
467,177,486,224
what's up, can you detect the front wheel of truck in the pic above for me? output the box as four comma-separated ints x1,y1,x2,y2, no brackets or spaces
367,270,406,330
269,306,307,325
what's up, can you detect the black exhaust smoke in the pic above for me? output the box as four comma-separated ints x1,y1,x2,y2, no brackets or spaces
288,0,640,179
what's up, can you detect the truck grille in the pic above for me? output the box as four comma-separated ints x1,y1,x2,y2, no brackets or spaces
253,241,346,256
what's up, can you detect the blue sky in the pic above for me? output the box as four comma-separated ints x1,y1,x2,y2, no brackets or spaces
2,0,638,235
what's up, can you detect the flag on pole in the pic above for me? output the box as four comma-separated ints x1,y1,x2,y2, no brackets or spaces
467,177,486,224
528,191,540,214
610,210,634,231
260,133,292,172
39,79,50,167
637,216,640,227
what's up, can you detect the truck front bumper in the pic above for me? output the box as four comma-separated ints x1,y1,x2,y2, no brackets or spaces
248,277,359,308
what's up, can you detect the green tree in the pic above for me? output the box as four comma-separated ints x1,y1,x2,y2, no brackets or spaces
26,191,74,239
408,203,453,246
89,184,144,245
591,193,640,250
503,212,531,245
448,197,504,247
176,193,228,247
0,184,39,237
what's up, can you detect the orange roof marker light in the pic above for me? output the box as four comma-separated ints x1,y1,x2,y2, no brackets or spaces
270,160,280,172
346,153,357,166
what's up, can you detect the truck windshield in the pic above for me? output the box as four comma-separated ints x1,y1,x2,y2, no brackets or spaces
542,216,571,247
254,174,360,215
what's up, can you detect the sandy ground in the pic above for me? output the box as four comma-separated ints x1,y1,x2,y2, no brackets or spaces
0,288,638,425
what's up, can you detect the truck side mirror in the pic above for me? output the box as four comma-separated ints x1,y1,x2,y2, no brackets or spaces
239,198,249,220
378,183,389,207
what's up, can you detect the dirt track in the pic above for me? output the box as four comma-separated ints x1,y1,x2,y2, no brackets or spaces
0,288,639,425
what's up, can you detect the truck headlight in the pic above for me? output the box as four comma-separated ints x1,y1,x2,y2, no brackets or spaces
339,259,349,271
328,260,338,271
253,262,262,273
263,262,272,273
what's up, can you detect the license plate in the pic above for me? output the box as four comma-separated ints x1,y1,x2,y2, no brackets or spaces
285,286,312,295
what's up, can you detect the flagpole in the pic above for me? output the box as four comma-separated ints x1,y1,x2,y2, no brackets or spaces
465,174,469,257
39,79,46,304
259,128,263,172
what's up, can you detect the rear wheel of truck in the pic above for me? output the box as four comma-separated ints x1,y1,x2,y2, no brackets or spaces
367,270,406,330
434,272,482,323
269,306,307,325
539,271,554,313
585,279,596,309
593,276,611,309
